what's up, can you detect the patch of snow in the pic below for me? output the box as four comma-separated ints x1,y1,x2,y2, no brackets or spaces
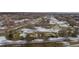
0,36,27,45
0,27,7,29
50,28,60,33
0,36,7,45
57,21,67,24
35,27,51,32
21,26,60,33
77,35,79,38
31,39,44,43
0,22,3,26
20,33,26,38
48,37,65,42
61,42,70,46
68,37,79,42
21,28,34,33
4,40,27,44
49,17,59,24
14,19,27,23
35,27,60,33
